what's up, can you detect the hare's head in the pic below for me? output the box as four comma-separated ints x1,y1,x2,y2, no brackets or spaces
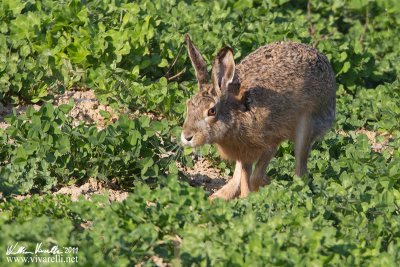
181,34,244,147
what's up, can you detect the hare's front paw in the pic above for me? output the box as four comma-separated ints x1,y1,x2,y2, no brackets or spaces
209,187,240,202
208,191,231,202
208,193,224,202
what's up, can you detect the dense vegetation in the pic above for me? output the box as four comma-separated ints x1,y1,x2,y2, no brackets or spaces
1,0,400,266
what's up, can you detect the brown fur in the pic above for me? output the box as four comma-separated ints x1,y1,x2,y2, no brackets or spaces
182,34,336,200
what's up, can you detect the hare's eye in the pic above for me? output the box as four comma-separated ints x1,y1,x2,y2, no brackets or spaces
207,107,216,116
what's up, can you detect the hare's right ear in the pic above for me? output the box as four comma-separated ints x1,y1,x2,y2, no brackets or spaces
211,47,235,96
185,34,210,90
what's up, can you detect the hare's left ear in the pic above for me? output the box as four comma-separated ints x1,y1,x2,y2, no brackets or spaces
185,33,210,91
212,47,235,96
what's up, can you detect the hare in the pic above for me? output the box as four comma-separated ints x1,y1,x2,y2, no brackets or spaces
181,34,336,200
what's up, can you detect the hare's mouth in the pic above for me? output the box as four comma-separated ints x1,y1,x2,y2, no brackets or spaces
180,132,207,147
181,132,196,147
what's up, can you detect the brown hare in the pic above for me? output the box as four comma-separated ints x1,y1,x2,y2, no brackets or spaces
181,34,336,201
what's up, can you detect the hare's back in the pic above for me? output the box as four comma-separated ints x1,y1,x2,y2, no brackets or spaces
237,41,335,97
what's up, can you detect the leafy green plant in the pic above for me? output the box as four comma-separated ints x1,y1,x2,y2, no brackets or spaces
1,0,400,266
0,102,181,196
1,167,399,266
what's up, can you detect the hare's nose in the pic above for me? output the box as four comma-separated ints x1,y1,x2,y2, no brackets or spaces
181,131,194,144
184,134,193,142
181,130,193,142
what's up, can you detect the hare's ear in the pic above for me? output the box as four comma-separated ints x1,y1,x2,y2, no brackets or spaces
212,47,235,96
185,34,210,90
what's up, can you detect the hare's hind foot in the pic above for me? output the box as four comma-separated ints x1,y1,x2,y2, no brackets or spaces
295,107,334,176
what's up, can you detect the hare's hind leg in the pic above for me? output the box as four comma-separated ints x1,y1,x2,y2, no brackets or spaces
295,114,313,177
250,146,277,192
295,97,336,177
209,161,242,201
295,108,334,176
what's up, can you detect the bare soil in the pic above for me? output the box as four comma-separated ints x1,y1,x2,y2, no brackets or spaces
11,178,129,203
180,158,230,194
53,178,129,202
0,89,118,130
339,129,393,152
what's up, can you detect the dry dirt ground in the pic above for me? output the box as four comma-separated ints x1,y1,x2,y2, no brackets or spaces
180,158,230,193
0,89,118,130
0,90,392,202
12,178,129,203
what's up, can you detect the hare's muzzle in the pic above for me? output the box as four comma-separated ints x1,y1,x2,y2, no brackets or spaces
181,131,194,146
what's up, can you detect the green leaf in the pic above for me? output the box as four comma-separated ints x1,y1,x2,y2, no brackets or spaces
158,58,168,68
341,62,351,73
99,110,111,119
58,104,73,114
